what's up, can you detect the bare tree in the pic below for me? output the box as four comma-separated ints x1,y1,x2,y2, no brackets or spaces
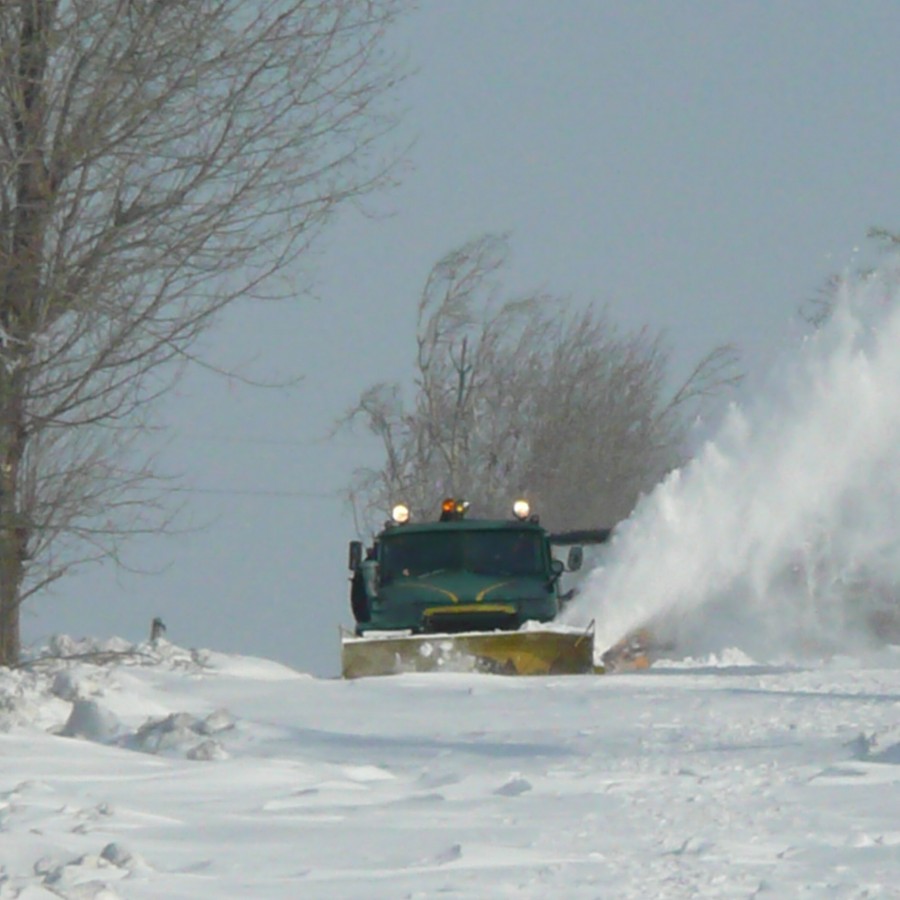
345,234,741,535
0,0,407,665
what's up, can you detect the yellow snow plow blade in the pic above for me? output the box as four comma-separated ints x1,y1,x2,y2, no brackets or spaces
341,627,598,679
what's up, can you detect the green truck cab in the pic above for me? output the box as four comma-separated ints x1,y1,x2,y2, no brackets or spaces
348,498,585,636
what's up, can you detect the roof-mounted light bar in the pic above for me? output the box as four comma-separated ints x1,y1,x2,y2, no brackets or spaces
391,503,410,525
440,498,469,521
512,499,530,521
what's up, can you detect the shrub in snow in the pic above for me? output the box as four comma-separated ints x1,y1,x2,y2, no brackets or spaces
196,708,235,735
127,710,232,759
51,669,83,701
130,712,197,754
494,775,532,797
187,739,228,761
41,854,123,898
100,842,152,873
50,666,108,702
1,668,67,731
60,700,122,743
47,634,133,659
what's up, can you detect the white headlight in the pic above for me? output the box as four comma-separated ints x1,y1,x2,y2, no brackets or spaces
391,503,410,524
512,499,530,520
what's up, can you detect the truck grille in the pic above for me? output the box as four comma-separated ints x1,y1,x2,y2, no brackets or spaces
422,607,518,634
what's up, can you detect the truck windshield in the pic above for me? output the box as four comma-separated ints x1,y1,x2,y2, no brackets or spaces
380,530,544,581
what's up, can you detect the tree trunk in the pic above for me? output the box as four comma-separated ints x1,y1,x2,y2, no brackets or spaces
0,1,53,667
0,413,25,666
0,552,23,667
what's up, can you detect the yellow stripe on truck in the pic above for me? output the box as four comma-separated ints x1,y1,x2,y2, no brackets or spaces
422,603,516,617
475,581,513,602
394,583,460,603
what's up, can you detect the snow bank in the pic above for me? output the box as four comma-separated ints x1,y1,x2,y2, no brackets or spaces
4,636,900,897
2,636,241,761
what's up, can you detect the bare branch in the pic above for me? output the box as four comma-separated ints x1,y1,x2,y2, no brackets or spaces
343,234,741,537
0,0,408,664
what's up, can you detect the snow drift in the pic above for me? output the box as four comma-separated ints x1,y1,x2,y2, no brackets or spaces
4,636,900,898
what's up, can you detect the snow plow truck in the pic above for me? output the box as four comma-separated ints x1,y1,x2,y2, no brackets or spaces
341,497,611,678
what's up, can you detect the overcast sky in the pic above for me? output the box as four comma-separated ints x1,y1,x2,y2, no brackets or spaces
23,2,900,676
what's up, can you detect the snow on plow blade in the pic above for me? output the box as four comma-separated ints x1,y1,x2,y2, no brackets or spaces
341,627,597,679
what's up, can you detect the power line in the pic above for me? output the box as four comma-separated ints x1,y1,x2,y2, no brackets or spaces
145,428,373,451
164,485,338,499
162,433,322,447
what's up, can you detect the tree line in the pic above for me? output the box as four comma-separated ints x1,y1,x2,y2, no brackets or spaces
345,233,741,535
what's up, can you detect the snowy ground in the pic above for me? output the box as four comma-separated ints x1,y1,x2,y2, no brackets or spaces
3,637,900,899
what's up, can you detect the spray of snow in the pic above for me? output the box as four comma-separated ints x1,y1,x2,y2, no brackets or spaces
565,260,900,662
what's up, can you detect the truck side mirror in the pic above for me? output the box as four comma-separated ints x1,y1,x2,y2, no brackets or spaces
567,546,583,572
348,540,363,570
